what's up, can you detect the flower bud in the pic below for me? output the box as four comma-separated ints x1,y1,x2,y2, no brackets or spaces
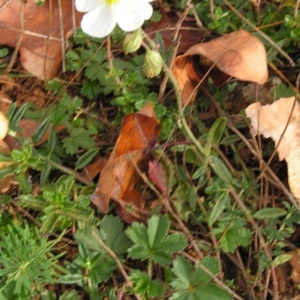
143,50,163,78
123,28,143,54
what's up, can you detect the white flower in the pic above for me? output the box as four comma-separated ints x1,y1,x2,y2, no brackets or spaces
75,0,153,38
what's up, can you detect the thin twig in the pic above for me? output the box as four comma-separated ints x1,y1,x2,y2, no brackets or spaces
5,1,25,74
57,0,66,73
48,159,93,186
182,252,244,300
229,187,279,300
43,0,53,80
158,0,192,102
90,228,142,300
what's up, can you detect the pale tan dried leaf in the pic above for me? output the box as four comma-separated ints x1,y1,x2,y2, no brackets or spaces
245,97,300,200
245,97,300,160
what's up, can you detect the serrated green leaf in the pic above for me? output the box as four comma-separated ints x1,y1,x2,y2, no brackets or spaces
126,223,149,260
194,256,220,285
172,256,192,288
130,270,163,298
171,257,229,300
253,208,287,220
194,283,233,300
100,215,132,254
125,222,148,247
147,214,169,248
219,225,251,253
126,215,187,264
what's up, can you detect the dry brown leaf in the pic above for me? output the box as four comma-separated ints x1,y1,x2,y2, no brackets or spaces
170,56,205,106
0,0,82,79
245,97,300,200
91,102,161,221
172,29,268,105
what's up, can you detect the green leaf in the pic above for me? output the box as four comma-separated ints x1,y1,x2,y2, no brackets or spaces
130,270,163,298
75,146,99,169
100,215,132,255
126,215,187,265
209,155,232,183
0,47,9,58
63,127,95,154
9,103,28,125
193,256,220,285
205,117,227,153
209,193,230,226
172,256,192,288
147,214,169,248
81,80,102,100
171,256,229,300
153,233,187,265
125,223,150,260
194,283,233,300
253,208,287,220
217,224,251,253
59,290,81,300
75,216,131,256
272,253,292,267
32,117,50,144
47,125,57,153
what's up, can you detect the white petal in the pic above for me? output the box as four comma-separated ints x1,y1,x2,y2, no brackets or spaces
75,0,104,12
81,6,117,38
116,0,153,32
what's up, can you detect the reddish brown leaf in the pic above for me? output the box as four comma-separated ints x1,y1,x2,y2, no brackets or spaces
148,160,168,197
91,102,161,220
0,0,82,79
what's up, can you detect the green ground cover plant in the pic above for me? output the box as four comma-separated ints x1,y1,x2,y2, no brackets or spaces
0,0,300,299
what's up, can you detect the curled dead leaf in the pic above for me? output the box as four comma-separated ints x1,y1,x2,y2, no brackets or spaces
172,29,268,105
245,97,300,201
